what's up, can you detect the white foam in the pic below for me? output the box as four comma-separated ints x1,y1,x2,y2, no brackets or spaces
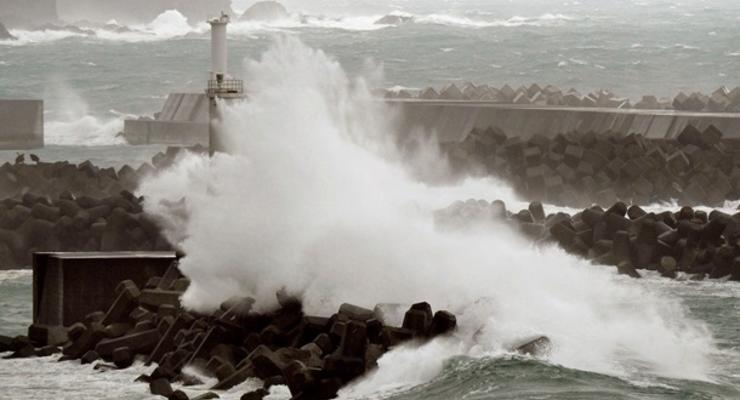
0,270,32,283
1,10,207,45
139,36,720,395
0,9,582,47
413,13,575,28
43,86,128,146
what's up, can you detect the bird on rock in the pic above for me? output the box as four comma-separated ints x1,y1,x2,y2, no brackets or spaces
30,154,40,163
14,153,24,165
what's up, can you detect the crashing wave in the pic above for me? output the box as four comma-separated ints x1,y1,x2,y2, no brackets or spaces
239,1,290,21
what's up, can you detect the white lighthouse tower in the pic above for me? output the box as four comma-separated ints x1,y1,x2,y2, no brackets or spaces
207,12,244,155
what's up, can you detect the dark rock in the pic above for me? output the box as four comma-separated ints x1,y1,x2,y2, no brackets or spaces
248,345,284,379
36,345,60,357
112,346,134,368
617,261,641,278
28,324,68,347
168,390,189,400
430,311,457,336
402,302,433,336
81,350,100,364
192,393,220,400
339,321,368,359
150,377,174,397
241,388,268,400
659,256,678,279
102,280,141,325
338,303,375,321
95,329,160,358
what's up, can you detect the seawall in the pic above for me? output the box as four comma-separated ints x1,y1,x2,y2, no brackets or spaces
0,100,44,149
123,95,740,147
123,93,207,146
389,100,740,143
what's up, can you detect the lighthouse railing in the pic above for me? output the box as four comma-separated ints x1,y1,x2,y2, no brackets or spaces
207,79,243,97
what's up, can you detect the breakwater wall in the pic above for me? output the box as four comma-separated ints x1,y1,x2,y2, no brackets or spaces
384,83,740,113
389,99,740,144
0,100,44,149
123,93,208,146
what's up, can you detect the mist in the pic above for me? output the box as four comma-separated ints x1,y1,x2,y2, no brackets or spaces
138,36,719,390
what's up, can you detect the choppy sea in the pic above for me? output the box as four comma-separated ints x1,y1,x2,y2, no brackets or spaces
1,1,740,399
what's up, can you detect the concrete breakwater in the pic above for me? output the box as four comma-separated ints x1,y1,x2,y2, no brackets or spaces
0,100,44,149
390,99,740,143
383,83,740,113
0,147,205,268
444,125,740,207
1,262,472,400
122,91,740,147
436,199,740,282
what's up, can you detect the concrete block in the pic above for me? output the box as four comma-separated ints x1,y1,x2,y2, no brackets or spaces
0,100,44,149
28,324,68,347
338,304,375,321
139,289,181,309
112,346,134,368
95,329,160,358
33,252,176,327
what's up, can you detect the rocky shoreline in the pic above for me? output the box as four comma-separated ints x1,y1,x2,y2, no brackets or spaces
0,146,205,269
0,261,483,400
381,82,740,113
446,124,740,207
436,199,740,281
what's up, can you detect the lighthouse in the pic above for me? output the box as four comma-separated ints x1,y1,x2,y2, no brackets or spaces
207,12,244,155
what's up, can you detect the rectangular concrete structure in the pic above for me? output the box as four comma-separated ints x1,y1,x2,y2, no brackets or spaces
33,251,177,327
389,100,740,143
0,99,44,149
123,93,208,146
123,120,208,146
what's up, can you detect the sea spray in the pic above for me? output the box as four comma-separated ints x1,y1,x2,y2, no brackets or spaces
43,83,127,146
139,36,718,390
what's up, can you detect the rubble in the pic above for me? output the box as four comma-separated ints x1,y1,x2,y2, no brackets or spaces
0,146,206,268
436,199,740,282
1,263,458,400
446,125,740,207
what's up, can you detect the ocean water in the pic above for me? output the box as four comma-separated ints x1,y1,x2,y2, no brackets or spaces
1,0,740,146
1,270,739,399
1,1,740,399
